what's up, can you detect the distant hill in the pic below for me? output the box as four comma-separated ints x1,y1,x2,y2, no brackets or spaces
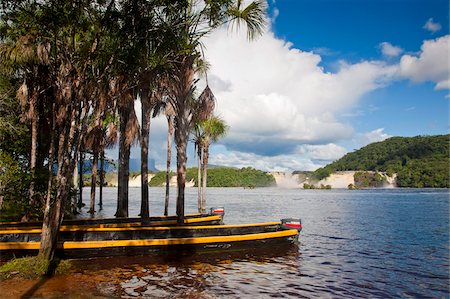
313,135,449,188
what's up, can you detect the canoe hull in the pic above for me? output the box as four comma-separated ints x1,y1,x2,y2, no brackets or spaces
0,214,223,231
0,222,300,260
0,229,299,260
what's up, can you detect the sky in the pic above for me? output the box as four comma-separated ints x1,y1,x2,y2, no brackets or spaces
126,0,449,172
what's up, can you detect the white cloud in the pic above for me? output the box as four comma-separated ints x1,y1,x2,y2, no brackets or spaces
356,128,392,148
208,147,321,171
398,35,450,90
298,144,348,162
125,20,447,172
423,18,442,33
202,27,397,159
380,42,403,57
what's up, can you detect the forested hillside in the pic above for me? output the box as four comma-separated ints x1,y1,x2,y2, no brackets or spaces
150,167,276,188
313,135,449,188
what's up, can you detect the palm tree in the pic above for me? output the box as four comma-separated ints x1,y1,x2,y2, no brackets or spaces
1,32,53,220
199,116,228,213
166,0,266,224
164,101,175,216
192,123,204,213
115,80,139,218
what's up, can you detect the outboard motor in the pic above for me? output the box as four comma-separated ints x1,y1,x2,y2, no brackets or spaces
210,207,225,216
281,218,302,231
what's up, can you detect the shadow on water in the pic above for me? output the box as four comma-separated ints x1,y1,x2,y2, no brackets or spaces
66,245,301,298
19,259,61,299
20,276,48,299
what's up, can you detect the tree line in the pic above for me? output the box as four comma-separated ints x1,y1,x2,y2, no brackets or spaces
0,0,266,265
312,135,450,188
150,167,276,188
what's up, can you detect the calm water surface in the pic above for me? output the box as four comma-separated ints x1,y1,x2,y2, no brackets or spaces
6,188,450,298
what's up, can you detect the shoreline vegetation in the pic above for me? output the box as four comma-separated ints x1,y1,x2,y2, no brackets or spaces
0,0,267,269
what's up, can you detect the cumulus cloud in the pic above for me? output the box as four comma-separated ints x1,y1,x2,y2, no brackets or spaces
356,128,392,148
398,35,450,90
379,42,403,57
423,18,442,33
298,144,348,162
201,27,397,158
208,147,322,171
125,19,448,172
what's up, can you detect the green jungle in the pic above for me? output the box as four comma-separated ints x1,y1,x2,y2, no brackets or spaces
313,134,450,188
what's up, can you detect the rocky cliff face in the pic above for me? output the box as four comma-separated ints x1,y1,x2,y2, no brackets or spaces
315,171,396,188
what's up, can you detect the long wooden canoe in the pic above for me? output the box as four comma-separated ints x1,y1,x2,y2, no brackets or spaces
0,208,226,230
0,219,302,260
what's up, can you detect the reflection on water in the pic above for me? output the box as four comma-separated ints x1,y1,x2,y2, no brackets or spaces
1,188,448,298
66,248,301,298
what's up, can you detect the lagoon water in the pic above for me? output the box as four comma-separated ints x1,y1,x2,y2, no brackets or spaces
4,188,449,298
74,187,450,298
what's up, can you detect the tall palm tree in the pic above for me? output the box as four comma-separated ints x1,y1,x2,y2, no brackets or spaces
1,33,53,220
166,0,266,224
164,101,175,216
192,123,204,213
115,80,139,218
199,116,228,213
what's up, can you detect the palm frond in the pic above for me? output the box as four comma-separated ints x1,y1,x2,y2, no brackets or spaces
227,0,267,40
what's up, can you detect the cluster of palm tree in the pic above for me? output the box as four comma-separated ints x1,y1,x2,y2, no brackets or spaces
193,112,228,213
0,0,265,263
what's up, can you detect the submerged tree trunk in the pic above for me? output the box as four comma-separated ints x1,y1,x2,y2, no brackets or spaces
89,151,98,214
164,116,173,216
99,150,104,208
140,92,151,222
201,145,209,213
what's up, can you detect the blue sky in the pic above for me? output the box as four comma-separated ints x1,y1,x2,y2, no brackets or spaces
128,0,449,172
269,0,449,138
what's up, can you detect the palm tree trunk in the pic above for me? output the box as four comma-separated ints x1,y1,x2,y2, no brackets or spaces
27,84,39,217
164,116,173,216
78,151,84,208
174,61,195,225
99,150,104,208
175,117,189,225
116,131,130,218
201,144,209,213
40,113,81,262
197,145,202,213
89,151,98,214
115,100,132,218
140,93,151,222
46,122,55,214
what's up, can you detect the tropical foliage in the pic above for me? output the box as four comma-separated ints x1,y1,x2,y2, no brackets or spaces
0,0,267,265
150,167,276,188
313,135,449,188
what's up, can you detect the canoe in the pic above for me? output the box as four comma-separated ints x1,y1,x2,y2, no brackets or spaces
0,208,226,230
0,219,302,260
